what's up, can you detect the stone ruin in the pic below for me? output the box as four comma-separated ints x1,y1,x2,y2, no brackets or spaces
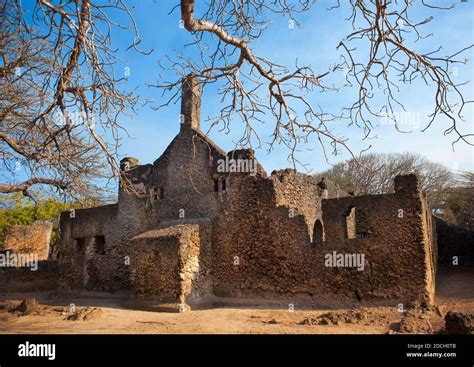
3,221,52,261
0,221,58,293
54,75,438,311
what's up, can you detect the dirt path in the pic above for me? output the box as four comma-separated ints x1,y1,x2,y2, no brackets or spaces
0,266,472,334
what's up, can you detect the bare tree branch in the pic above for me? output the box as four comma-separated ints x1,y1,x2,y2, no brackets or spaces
0,0,148,200
154,0,473,170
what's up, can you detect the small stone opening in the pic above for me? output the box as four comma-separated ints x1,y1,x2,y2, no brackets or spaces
343,206,356,240
74,238,86,255
93,235,106,255
214,179,219,192
153,187,164,200
313,219,324,243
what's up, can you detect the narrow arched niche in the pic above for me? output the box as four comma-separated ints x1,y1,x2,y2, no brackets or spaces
313,219,325,243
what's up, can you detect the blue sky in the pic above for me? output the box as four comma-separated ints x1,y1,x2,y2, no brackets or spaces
14,0,472,181
109,0,473,175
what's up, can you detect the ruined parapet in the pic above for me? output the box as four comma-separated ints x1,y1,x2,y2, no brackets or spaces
271,169,320,208
3,221,53,260
127,223,212,311
215,148,266,177
320,173,437,306
394,174,436,305
180,74,201,132
120,156,139,172
227,149,256,161
394,173,421,196
271,168,296,181
119,157,152,196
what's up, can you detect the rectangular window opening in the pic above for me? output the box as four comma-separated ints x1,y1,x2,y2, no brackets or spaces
153,187,164,200
94,235,106,255
74,238,86,255
343,206,357,240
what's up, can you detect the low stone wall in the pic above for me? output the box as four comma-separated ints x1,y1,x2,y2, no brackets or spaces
0,260,58,293
3,221,53,260
129,222,212,308
57,204,123,291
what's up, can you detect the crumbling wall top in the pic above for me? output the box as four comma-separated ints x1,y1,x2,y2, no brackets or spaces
394,174,421,195
120,157,140,171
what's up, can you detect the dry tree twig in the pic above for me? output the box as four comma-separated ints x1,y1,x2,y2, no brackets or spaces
0,0,147,201
154,0,473,170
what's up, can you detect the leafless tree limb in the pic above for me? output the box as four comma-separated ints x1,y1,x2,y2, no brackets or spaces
154,0,473,169
1,0,147,200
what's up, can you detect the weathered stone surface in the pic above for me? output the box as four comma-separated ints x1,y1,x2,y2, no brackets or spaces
129,223,211,308
56,77,438,310
66,307,103,321
3,221,52,260
0,260,58,293
13,298,39,315
444,311,473,334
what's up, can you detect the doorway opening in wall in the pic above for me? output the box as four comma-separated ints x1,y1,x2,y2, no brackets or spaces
74,238,86,255
342,206,357,240
313,219,324,243
153,187,164,200
93,236,106,255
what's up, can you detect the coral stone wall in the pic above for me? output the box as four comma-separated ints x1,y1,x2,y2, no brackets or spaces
3,221,52,260
130,230,181,303
211,172,318,301
0,259,58,293
271,169,322,239
210,172,436,307
129,223,212,307
320,174,436,305
58,204,128,291
0,222,56,293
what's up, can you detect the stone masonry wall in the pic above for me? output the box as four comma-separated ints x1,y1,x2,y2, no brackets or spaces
320,174,436,305
0,259,58,293
211,172,436,307
3,221,53,260
129,222,212,308
58,204,124,291
212,171,326,303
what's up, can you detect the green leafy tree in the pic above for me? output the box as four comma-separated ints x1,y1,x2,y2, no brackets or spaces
442,172,474,231
0,193,96,247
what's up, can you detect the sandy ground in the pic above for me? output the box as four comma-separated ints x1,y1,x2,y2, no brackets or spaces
0,266,472,334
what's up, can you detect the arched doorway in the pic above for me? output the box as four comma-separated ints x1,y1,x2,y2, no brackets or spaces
313,219,324,243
